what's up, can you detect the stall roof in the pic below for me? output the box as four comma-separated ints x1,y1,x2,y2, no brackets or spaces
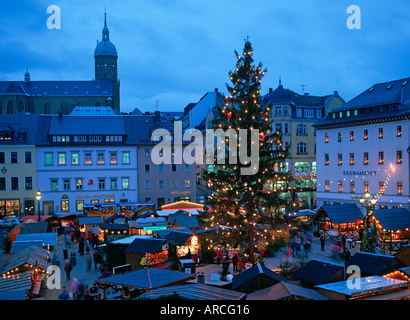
124,238,165,254
15,232,57,247
315,276,410,298
232,263,287,291
78,216,103,225
314,204,364,224
104,212,131,224
19,215,52,223
294,259,344,285
98,223,129,231
0,246,52,275
371,208,410,232
139,283,246,300
19,222,48,234
164,231,194,247
156,209,201,217
128,217,168,229
289,209,317,218
346,252,400,276
168,211,200,229
96,268,195,290
155,228,193,238
246,281,329,300
0,271,33,296
11,240,44,254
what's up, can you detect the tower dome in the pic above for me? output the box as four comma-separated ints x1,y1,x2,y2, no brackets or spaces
94,12,118,57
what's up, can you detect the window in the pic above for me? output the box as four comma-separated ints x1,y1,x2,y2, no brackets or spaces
98,179,105,190
379,182,385,195
316,109,322,118
325,181,330,192
338,181,343,193
305,109,314,118
325,154,329,165
171,179,178,188
98,152,104,164
296,124,307,135
0,152,4,164
364,181,369,193
122,152,130,164
185,179,191,188
25,151,32,163
284,106,289,116
25,177,32,190
350,181,355,193
110,152,117,164
296,108,302,117
297,142,307,154
184,164,190,172
172,164,177,172
325,133,329,143
275,123,282,133
397,126,402,137
337,132,342,142
378,152,384,164
350,131,354,141
397,150,402,164
158,164,164,173
295,162,309,174
158,180,164,189
45,153,53,165
378,128,383,139
76,200,84,212
76,179,83,190
85,153,92,164
397,182,403,195
11,152,18,164
110,178,117,190
338,154,342,165
61,201,69,212
58,153,66,165
144,180,151,189
144,164,151,173
0,177,5,191
122,178,129,189
63,179,70,191
274,106,282,116
364,152,369,165
364,129,368,140
72,152,79,165
51,179,58,191
283,123,289,135
350,153,354,165
144,148,150,157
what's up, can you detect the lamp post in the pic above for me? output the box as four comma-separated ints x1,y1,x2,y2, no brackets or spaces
36,191,41,221
359,192,377,252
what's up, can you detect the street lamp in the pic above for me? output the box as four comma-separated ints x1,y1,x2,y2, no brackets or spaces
359,192,377,252
36,191,41,221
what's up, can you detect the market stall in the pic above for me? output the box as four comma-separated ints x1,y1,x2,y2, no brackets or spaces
124,238,169,271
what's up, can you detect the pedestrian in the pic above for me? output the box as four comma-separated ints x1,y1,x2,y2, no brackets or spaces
320,234,326,251
232,253,239,273
78,238,85,255
64,260,73,280
70,277,79,300
342,247,351,263
89,283,101,300
303,237,311,255
196,247,202,263
294,237,301,257
216,247,222,264
341,233,347,250
93,249,103,270
375,243,381,254
85,239,90,252
237,258,243,271
222,255,230,278
186,248,192,259
84,285,91,300
85,252,92,271
77,281,85,300
64,233,71,248
58,287,70,300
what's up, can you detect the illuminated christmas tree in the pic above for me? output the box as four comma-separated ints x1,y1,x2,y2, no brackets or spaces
203,38,292,263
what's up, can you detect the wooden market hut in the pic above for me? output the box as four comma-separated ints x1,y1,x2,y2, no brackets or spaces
8,221,48,243
231,263,287,294
367,208,410,252
312,204,364,237
294,259,344,289
167,210,200,232
78,216,103,238
99,223,129,239
124,238,168,271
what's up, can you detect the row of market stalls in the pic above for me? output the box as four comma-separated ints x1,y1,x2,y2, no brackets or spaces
289,204,410,253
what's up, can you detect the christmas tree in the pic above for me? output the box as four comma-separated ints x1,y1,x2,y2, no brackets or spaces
202,38,292,263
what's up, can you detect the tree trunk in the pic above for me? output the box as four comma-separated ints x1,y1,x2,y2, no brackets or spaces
248,223,254,264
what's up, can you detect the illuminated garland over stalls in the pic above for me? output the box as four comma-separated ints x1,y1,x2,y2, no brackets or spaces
202,38,293,263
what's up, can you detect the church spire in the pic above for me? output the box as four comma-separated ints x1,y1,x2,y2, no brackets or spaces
102,9,109,41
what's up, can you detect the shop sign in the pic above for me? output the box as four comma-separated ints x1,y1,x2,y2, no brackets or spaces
343,170,376,176
170,191,191,196
143,226,167,231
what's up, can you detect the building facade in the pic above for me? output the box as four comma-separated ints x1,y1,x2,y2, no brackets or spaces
314,77,410,212
261,81,345,209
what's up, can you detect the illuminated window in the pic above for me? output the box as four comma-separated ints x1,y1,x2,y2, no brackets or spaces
61,200,69,212
338,154,342,165
72,152,79,165
350,181,355,193
325,133,329,143
98,152,104,164
325,154,329,165
350,153,354,165
364,181,369,193
397,182,403,195
397,150,402,164
350,131,354,141
58,153,66,165
363,152,369,165
85,153,92,165
325,181,330,192
379,182,385,194
338,181,343,193
364,129,368,140
378,128,383,139
110,152,117,164
397,125,402,137
378,152,384,164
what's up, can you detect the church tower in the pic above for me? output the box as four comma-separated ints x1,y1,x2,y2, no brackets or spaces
94,12,120,110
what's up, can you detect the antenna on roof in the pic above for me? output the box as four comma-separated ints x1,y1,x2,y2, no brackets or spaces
298,54,308,94
155,100,162,111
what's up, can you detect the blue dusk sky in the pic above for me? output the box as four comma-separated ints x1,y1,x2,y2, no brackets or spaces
1,0,410,113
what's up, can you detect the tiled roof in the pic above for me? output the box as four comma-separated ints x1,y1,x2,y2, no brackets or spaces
294,259,343,285
371,208,410,232
0,246,52,275
124,238,165,254
346,252,398,276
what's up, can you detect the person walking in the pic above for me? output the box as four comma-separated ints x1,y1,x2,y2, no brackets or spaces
216,247,222,264
232,253,239,273
93,249,103,270
341,233,347,250
320,234,326,251
64,260,73,280
85,252,92,271
70,277,79,300
222,255,230,279
84,285,91,300
58,287,70,300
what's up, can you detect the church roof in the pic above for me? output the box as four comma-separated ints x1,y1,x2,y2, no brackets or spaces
94,39,118,57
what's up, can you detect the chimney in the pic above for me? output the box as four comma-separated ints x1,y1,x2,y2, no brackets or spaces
154,110,161,124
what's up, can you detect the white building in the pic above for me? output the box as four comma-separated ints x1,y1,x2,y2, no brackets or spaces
314,78,410,213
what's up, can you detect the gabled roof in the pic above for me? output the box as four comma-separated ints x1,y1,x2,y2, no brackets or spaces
98,223,129,231
346,252,398,276
124,238,165,254
246,281,329,300
78,216,103,225
232,263,287,290
168,211,200,229
164,231,193,247
294,259,344,285
15,232,57,247
0,246,52,275
18,222,48,234
314,204,364,224
11,240,44,254
104,212,131,224
371,208,410,232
